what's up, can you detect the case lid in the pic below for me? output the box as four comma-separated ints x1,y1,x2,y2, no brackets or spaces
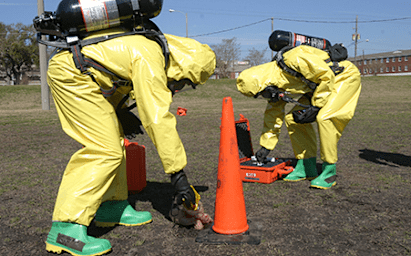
235,114,254,160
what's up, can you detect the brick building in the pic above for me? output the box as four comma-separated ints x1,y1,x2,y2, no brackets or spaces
348,49,411,76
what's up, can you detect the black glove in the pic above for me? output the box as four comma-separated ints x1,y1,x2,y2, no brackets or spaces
254,86,281,103
170,170,197,210
167,79,196,95
255,147,271,163
116,108,144,139
292,106,320,124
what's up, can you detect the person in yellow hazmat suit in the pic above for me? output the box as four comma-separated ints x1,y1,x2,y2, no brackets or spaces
44,28,216,255
236,44,361,190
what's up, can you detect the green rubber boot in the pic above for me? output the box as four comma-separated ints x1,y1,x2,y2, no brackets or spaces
283,157,318,182
46,222,112,256
310,162,337,189
94,200,152,227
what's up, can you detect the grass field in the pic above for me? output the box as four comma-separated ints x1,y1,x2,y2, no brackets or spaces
0,76,410,255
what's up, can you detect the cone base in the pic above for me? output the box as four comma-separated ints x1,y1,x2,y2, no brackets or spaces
195,220,262,245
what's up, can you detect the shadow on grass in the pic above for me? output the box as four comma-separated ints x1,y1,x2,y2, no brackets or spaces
88,182,209,237
359,148,411,167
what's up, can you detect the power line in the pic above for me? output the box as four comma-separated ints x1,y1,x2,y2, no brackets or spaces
191,16,411,38
275,17,411,23
0,3,36,5
191,18,271,37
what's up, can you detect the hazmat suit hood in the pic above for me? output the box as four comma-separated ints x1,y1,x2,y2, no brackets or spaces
165,34,216,85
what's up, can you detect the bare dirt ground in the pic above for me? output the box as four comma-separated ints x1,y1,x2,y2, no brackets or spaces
0,77,410,255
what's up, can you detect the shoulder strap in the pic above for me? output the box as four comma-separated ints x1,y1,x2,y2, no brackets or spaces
38,23,170,98
275,46,318,90
70,41,132,97
275,46,346,90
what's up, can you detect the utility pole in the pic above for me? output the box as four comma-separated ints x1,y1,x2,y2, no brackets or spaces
271,17,274,60
37,0,50,110
354,15,358,67
362,49,365,76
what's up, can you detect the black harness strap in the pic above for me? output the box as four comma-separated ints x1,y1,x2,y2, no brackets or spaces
39,25,170,98
275,46,318,90
70,43,131,97
267,46,347,110
275,46,346,91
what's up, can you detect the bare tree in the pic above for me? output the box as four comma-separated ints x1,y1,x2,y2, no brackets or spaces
367,60,386,76
246,47,269,66
211,37,241,78
0,23,38,85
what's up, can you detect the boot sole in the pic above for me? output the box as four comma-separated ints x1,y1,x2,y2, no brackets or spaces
94,219,152,227
46,242,111,256
283,177,306,182
310,182,336,190
283,176,317,182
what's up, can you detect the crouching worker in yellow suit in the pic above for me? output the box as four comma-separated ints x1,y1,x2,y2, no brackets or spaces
38,12,216,256
236,44,361,190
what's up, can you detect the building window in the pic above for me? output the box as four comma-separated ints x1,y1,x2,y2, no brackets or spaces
386,67,390,72
380,67,384,73
364,59,367,65
392,66,396,72
398,56,402,62
386,58,390,63
405,65,408,71
392,57,396,62
399,66,402,72
380,58,383,63
405,56,409,61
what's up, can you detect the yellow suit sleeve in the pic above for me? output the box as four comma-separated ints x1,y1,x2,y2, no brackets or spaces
129,38,187,174
83,33,187,174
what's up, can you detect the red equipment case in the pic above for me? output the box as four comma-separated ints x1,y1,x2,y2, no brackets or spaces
235,114,294,184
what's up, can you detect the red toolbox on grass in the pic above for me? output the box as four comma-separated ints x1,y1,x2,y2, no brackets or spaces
124,139,147,193
235,114,294,184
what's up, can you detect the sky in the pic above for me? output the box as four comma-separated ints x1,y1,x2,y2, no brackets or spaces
1,0,410,60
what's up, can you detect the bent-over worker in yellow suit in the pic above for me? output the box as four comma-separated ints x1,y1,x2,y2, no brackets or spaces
237,45,361,190
46,29,215,256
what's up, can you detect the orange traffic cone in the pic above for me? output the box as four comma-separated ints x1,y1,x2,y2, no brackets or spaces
196,97,261,244
212,97,249,235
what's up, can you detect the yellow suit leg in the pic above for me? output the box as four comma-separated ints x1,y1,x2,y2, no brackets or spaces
47,53,128,226
284,96,317,159
316,61,362,164
260,100,287,150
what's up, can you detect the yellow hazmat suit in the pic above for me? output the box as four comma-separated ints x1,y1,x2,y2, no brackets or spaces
47,29,215,226
236,45,361,164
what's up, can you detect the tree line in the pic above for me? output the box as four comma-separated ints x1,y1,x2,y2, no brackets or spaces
0,22,268,85
0,22,39,85
211,37,269,78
